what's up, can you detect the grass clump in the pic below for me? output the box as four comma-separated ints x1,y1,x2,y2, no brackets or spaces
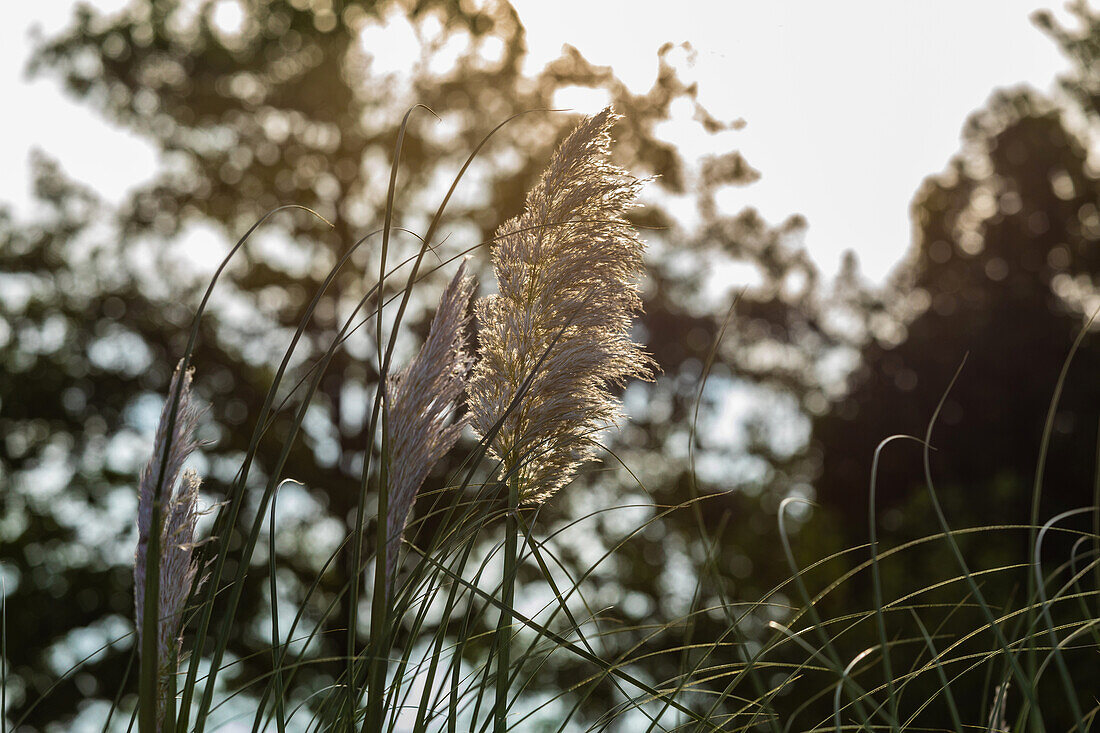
12,108,1100,733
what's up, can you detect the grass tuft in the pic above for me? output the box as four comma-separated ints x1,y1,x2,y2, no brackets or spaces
14,109,1100,733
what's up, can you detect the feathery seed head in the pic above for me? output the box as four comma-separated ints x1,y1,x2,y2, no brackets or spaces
467,107,654,504
385,261,475,585
134,362,206,722
158,468,203,661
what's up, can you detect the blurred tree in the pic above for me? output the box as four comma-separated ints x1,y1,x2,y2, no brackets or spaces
813,89,1100,544
805,7,1100,724
1,0,855,726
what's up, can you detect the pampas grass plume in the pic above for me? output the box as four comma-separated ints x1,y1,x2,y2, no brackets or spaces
385,260,475,584
134,362,205,724
467,107,653,504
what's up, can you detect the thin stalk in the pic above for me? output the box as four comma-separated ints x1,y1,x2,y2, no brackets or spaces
164,657,177,728
494,471,520,732
269,480,290,731
363,445,392,732
1093,416,1100,617
870,434,926,733
1,573,5,733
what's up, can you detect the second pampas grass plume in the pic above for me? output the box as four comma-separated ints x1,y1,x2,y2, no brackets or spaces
467,107,653,505
385,261,475,584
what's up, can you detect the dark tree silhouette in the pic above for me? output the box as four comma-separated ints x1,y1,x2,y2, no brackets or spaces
804,9,1100,724
813,90,1100,545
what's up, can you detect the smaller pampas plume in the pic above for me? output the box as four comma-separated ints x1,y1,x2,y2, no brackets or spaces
466,107,654,504
134,362,205,725
385,261,475,586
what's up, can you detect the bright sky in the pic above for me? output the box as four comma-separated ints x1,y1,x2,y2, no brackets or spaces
0,1,1075,281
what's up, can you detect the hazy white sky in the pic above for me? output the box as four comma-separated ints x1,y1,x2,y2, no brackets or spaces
0,1,1075,281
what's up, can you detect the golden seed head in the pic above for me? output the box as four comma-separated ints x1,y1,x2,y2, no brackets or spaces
467,108,654,504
